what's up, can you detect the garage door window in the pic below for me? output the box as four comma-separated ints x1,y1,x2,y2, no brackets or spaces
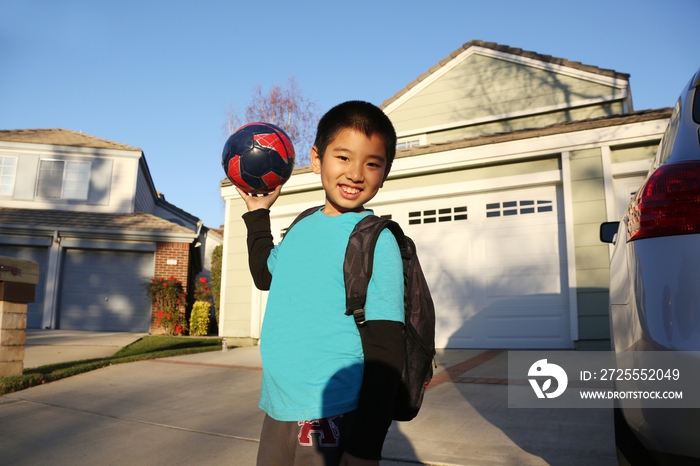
409,206,467,225
486,200,553,218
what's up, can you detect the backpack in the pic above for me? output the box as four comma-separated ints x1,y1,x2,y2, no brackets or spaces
287,206,436,421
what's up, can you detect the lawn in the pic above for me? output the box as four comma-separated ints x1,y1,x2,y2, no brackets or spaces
0,335,223,396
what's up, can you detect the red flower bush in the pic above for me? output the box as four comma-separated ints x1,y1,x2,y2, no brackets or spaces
146,276,187,335
194,276,213,303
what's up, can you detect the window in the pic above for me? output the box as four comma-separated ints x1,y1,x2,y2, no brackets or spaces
486,200,553,218
36,159,91,200
0,156,17,196
409,206,467,225
396,139,421,150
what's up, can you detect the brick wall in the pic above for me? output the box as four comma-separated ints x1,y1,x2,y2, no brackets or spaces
150,241,191,332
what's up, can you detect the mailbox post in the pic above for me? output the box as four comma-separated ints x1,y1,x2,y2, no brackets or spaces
0,256,39,377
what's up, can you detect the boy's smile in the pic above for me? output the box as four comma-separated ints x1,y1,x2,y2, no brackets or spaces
311,128,389,216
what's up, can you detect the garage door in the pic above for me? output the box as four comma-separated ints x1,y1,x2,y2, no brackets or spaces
0,245,49,329
383,185,570,349
58,249,154,332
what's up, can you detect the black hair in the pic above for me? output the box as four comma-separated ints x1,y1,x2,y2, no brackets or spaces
313,100,397,168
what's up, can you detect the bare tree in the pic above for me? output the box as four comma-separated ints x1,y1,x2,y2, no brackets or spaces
224,77,322,166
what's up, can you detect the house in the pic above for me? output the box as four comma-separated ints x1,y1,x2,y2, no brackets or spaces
0,128,212,333
218,41,672,350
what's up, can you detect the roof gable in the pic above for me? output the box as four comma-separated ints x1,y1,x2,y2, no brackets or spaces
382,41,631,141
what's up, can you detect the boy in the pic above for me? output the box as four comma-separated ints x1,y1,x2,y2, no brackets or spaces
237,101,404,466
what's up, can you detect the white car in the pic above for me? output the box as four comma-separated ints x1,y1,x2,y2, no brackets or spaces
601,66,700,466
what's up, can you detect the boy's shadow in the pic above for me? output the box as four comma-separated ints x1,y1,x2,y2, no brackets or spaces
384,298,617,466
315,364,418,465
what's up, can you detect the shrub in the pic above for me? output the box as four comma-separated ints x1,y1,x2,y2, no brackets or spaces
145,276,188,335
211,244,222,324
194,276,213,303
190,301,211,336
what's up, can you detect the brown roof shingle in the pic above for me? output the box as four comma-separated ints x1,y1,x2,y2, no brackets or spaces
0,208,194,236
0,129,140,151
380,40,631,110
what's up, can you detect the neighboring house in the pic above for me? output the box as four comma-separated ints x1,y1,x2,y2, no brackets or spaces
0,129,212,333
219,40,672,350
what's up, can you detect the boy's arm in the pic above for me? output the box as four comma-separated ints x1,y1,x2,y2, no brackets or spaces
238,186,281,291
345,319,404,461
241,208,274,290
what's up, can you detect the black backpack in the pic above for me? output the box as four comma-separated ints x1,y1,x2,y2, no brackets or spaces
287,207,436,421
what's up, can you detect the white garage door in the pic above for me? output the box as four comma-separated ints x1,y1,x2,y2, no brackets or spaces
0,245,49,329
382,185,570,349
58,249,154,332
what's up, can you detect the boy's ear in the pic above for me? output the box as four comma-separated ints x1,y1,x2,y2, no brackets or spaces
311,146,322,174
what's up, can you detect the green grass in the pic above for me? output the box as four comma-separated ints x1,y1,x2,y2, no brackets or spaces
0,336,223,396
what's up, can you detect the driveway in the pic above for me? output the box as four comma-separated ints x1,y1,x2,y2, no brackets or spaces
1,337,616,465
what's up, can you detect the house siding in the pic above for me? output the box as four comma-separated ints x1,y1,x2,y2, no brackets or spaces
134,165,156,214
11,154,39,201
425,102,625,145
106,158,137,213
0,149,110,209
220,201,253,337
389,53,625,136
569,147,611,349
86,157,113,206
610,143,659,164
390,157,560,190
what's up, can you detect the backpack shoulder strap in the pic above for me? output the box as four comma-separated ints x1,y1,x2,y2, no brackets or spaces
344,215,407,326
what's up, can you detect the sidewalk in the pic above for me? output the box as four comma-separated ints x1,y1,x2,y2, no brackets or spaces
1,335,617,465
24,329,147,368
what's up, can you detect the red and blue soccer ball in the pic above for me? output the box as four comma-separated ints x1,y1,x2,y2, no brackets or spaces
222,122,296,194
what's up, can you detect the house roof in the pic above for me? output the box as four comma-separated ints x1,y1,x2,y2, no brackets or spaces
380,40,631,110
156,192,200,224
0,208,194,237
0,129,140,151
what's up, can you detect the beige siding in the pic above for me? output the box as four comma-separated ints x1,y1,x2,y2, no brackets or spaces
426,102,625,145
389,53,624,135
569,148,610,347
610,143,659,164
107,158,139,213
382,157,560,193
221,199,254,337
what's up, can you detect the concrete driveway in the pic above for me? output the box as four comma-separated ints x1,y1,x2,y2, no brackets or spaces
1,332,617,465
24,329,147,368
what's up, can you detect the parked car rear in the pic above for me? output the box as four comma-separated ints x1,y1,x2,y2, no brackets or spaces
601,66,700,465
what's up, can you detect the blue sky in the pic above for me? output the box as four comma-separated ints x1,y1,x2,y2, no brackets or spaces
1,0,698,228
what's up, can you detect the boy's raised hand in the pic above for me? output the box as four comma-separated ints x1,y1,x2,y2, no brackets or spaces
235,185,282,212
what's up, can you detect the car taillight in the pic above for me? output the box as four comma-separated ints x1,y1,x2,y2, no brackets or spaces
627,161,700,241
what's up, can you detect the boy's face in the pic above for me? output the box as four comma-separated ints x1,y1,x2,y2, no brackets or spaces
311,128,389,216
